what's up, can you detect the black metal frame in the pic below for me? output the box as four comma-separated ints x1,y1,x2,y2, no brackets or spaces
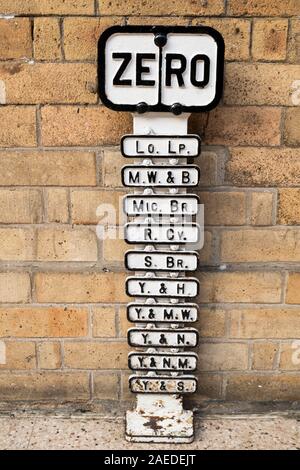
129,375,198,394
123,193,200,216
125,249,199,272
98,25,225,114
128,351,198,372
120,134,201,158
121,164,200,187
125,276,200,298
128,327,199,348
124,222,200,245
126,302,199,323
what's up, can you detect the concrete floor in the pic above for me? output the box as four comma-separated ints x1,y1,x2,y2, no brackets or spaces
0,413,299,450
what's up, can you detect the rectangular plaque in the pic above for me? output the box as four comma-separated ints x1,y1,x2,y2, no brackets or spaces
128,328,198,348
125,222,200,245
121,135,201,158
126,277,199,298
122,165,200,188
124,194,199,216
128,352,198,372
127,303,199,323
125,250,199,272
129,376,197,394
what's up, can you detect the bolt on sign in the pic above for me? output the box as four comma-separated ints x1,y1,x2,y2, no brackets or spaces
98,25,224,443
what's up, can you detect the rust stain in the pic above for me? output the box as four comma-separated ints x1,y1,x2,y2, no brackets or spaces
144,416,164,432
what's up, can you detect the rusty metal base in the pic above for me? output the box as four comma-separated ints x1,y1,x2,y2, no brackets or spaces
125,394,194,443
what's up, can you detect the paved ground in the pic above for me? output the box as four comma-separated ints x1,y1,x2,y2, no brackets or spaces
0,413,299,450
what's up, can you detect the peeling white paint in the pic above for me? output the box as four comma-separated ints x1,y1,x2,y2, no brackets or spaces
0,341,6,365
0,15,15,19
0,80,6,105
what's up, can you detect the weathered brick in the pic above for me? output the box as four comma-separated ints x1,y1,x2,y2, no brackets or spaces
64,17,120,60
41,106,132,147
224,64,299,105
199,272,282,304
252,343,278,370
221,229,300,262
199,191,246,225
119,306,130,338
35,272,128,303
192,18,250,60
198,343,248,371
286,273,300,304
0,307,88,337
288,19,300,63
252,19,288,61
34,18,61,61
278,189,300,225
0,0,94,15
0,341,36,370
38,342,61,369
102,147,132,188
284,108,300,145
36,227,98,262
250,192,274,226
198,107,281,146
100,0,224,15
226,148,300,187
195,374,222,400
0,228,35,261
0,372,89,400
103,231,127,263
229,308,300,338
127,16,188,26
0,18,32,59
0,273,30,303
0,63,96,104
0,189,42,223
280,342,300,370
46,189,69,224
226,374,300,401
199,231,214,266
64,341,128,369
71,189,125,225
0,151,96,186
227,0,300,16
92,307,116,337
197,308,226,338
93,373,119,400
0,106,36,147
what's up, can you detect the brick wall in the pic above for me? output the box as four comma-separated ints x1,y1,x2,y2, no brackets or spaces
0,0,299,407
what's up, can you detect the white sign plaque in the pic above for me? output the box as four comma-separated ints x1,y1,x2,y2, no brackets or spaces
128,352,198,371
125,250,199,272
126,277,199,298
122,165,200,188
127,303,199,323
121,135,201,158
129,376,197,394
128,328,198,348
124,194,199,216
125,222,200,245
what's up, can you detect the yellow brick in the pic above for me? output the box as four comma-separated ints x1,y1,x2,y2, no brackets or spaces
0,189,42,223
46,189,69,224
279,342,300,370
64,17,121,60
92,307,116,337
278,189,300,225
0,106,36,147
64,341,128,369
71,189,126,225
0,273,30,303
199,191,246,225
119,306,130,338
225,64,299,105
100,0,224,15
0,372,89,400
38,342,61,369
226,374,300,401
199,272,282,303
252,19,288,61
0,341,36,370
36,227,98,262
286,273,300,304
199,231,213,265
34,18,61,61
197,308,226,338
35,272,128,303
0,0,94,15
226,148,300,187
221,229,300,262
288,19,300,63
0,228,35,261
102,147,133,188
93,373,119,400
195,373,222,400
103,231,127,263
0,18,32,59
0,63,96,104
0,151,96,186
0,307,88,337
252,343,278,370
197,106,281,146
198,343,248,371
192,18,250,60
227,0,300,16
41,106,132,147
127,17,188,26
229,308,300,338
251,192,274,226
284,108,300,145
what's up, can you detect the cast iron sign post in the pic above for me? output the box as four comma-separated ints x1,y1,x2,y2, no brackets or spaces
98,25,224,443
